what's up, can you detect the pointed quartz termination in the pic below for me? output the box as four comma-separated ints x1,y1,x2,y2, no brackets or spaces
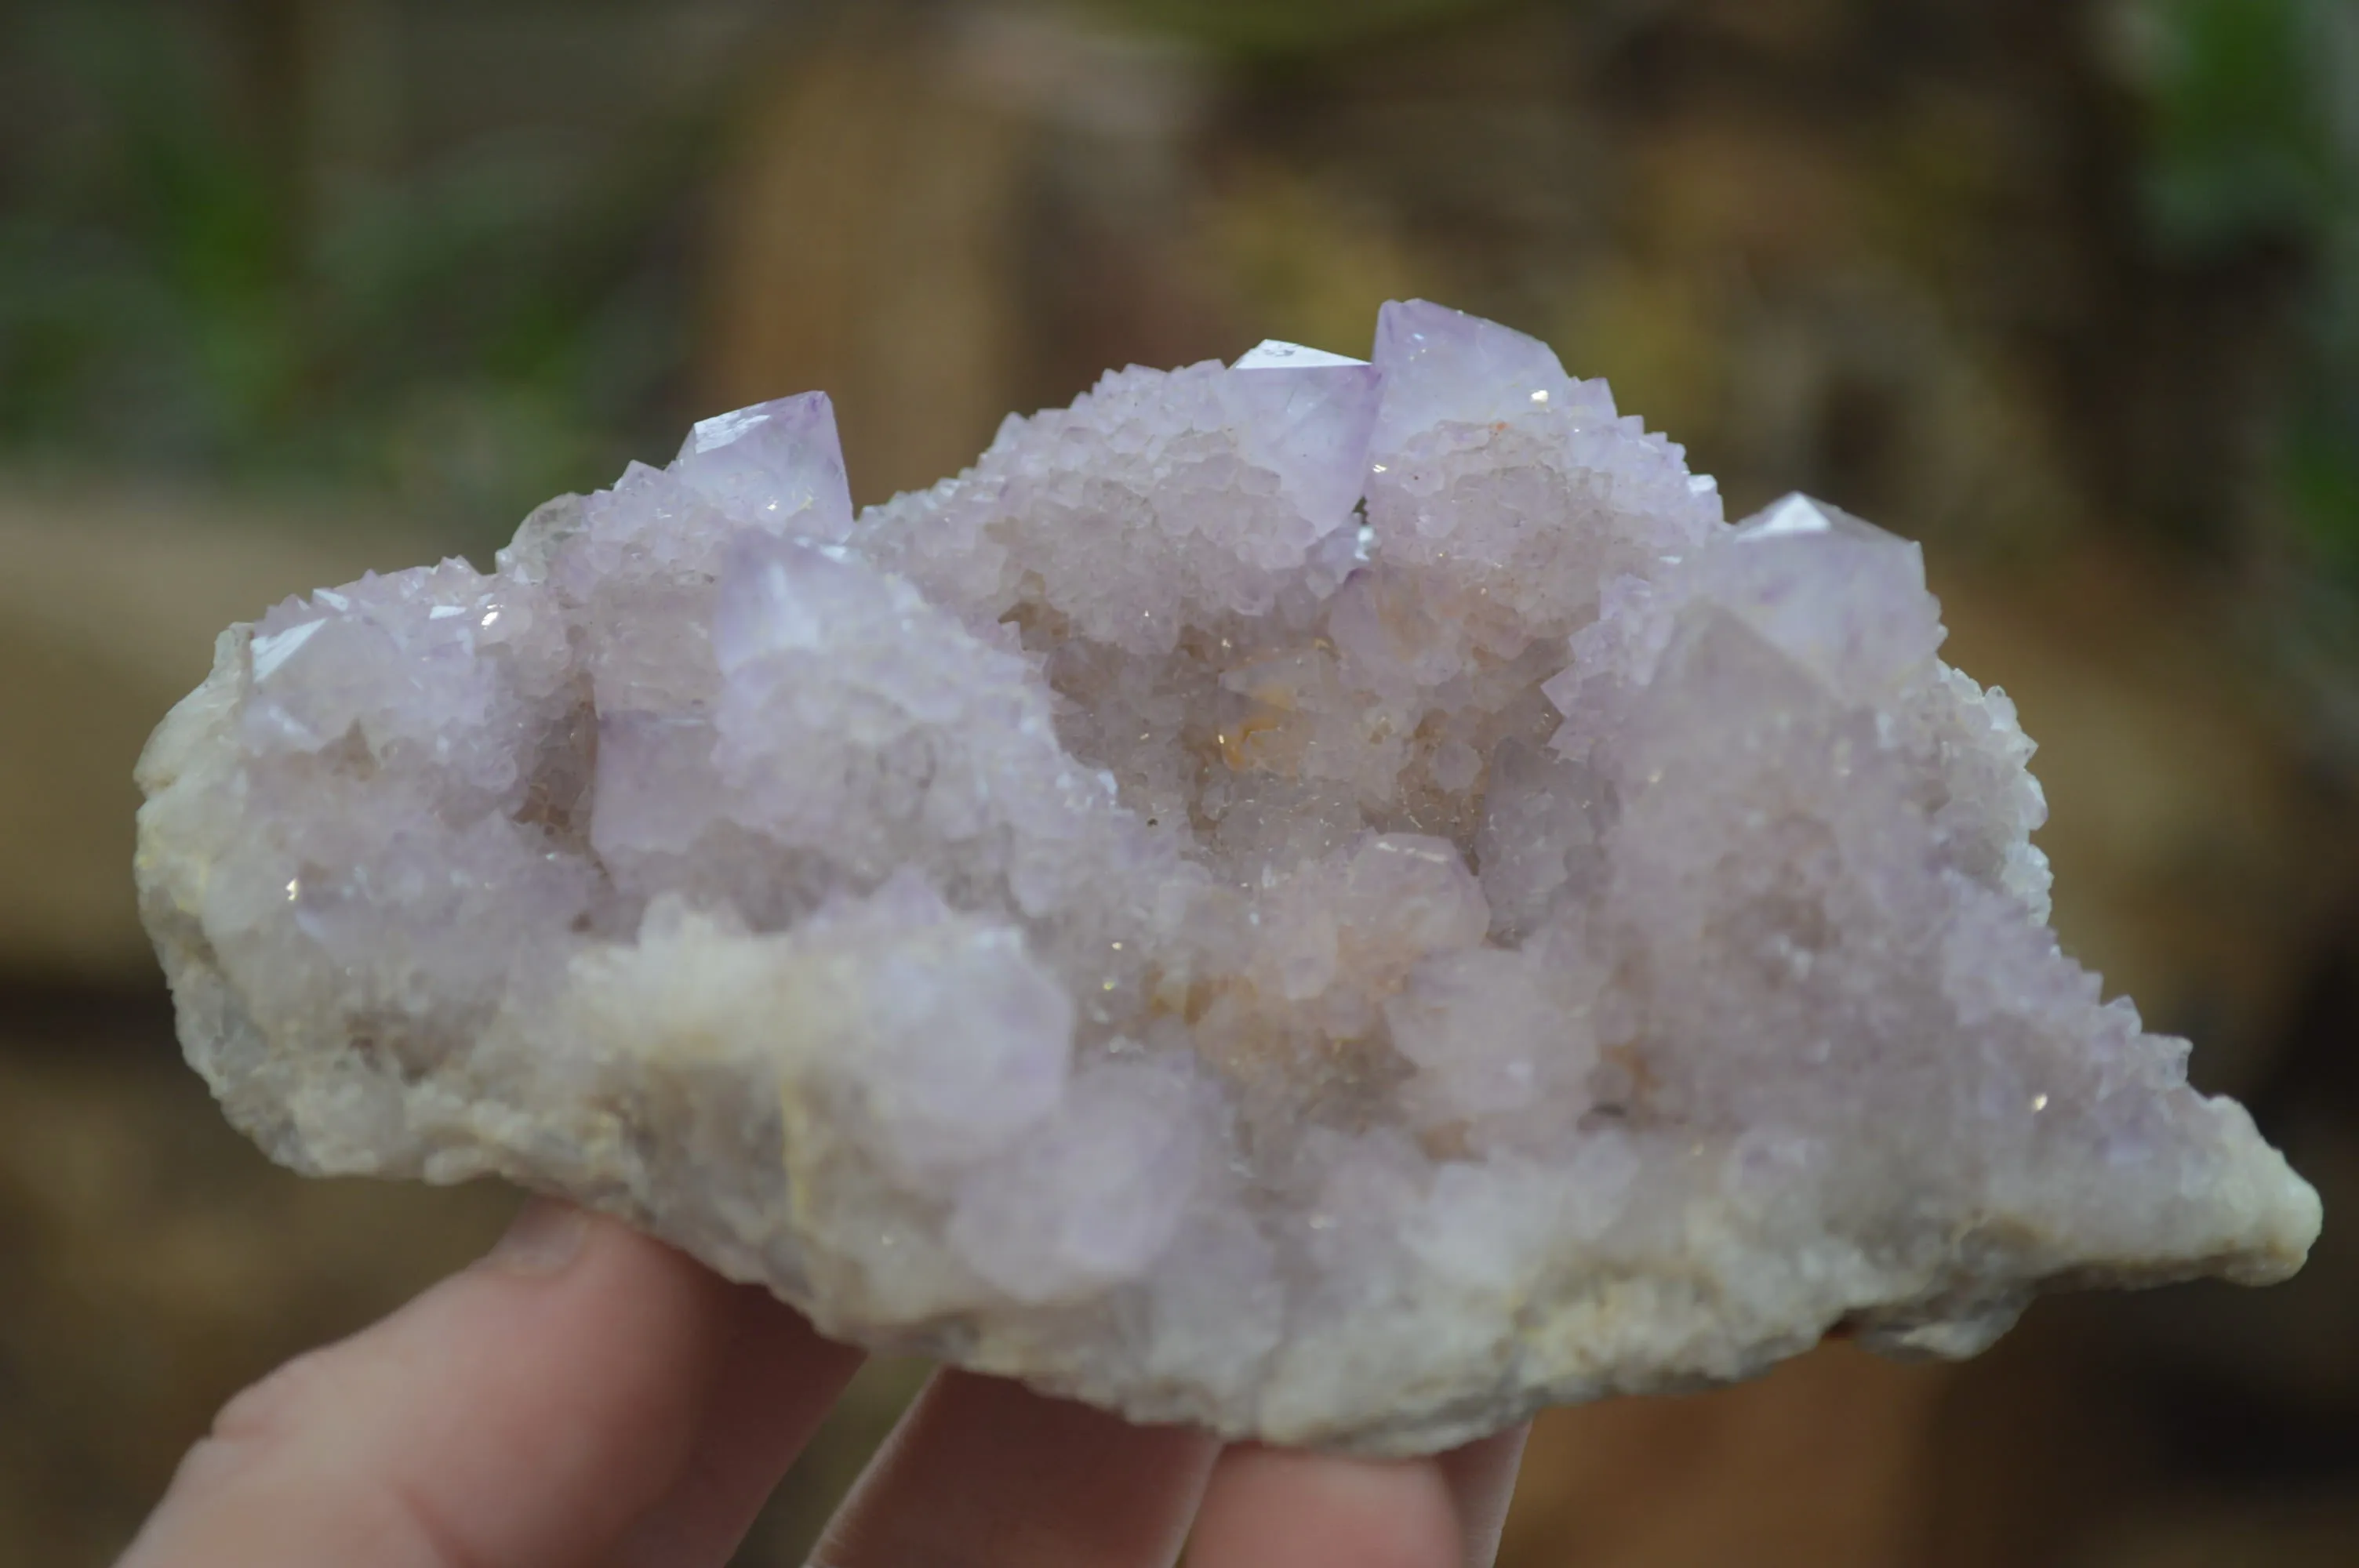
1369,297,1615,452
1234,339,1369,370
136,299,2319,1459
676,390,856,543
1230,339,1383,532
1702,492,1948,696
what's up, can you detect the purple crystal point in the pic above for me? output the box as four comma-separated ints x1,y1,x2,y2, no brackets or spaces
1369,298,1613,450
675,390,855,543
1225,339,1385,538
1703,493,1946,694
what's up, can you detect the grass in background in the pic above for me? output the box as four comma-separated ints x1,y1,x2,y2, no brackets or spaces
2128,0,2359,579
0,2,732,556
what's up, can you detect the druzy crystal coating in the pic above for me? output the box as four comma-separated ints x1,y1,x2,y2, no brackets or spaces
135,301,2320,1453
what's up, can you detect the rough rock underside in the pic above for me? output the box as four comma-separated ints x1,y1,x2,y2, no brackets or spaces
134,302,2321,1454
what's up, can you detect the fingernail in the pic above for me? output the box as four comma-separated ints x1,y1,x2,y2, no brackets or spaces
489,1196,591,1276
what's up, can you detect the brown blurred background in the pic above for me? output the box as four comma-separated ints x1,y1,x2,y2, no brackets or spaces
5,1,2357,1563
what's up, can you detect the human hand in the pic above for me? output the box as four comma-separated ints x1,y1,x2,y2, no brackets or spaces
121,1200,1529,1566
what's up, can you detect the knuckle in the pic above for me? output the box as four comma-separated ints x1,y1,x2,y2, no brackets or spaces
156,1348,496,1568
209,1345,344,1448
148,1348,348,1509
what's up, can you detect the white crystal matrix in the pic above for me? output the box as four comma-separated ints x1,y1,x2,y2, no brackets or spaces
135,302,2320,1452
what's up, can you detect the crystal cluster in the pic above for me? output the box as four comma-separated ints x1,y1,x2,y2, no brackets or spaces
135,302,2320,1453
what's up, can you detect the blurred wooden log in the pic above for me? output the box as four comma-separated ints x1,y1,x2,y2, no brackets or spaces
703,6,1034,505
702,4,1238,506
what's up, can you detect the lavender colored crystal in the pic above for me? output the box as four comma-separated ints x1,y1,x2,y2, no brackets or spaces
676,390,856,542
135,300,2320,1453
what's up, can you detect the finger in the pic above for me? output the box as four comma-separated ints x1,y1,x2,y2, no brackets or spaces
1185,1448,1457,1568
122,1199,865,1568
609,1276,871,1566
1436,1421,1532,1566
810,1368,1221,1568
1185,1422,1532,1568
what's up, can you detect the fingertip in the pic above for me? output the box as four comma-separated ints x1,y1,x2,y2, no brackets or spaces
1187,1446,1463,1568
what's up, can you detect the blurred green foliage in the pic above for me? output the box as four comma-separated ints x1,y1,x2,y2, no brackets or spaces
2129,0,2359,582
1074,0,1506,58
0,3,711,551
